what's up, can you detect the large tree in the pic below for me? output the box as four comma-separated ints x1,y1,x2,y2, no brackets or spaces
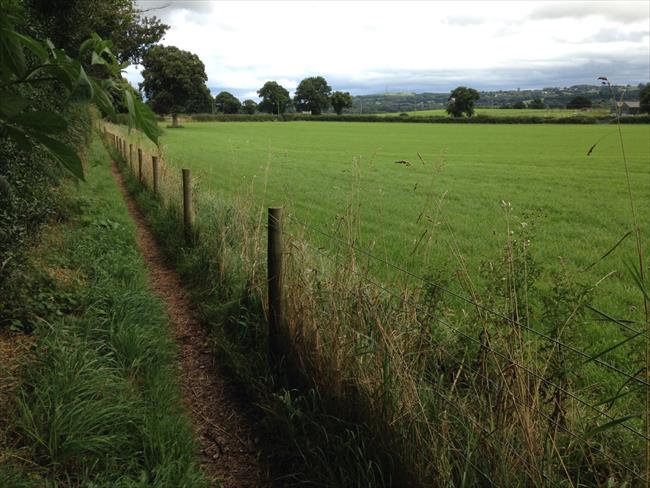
140,45,210,127
185,85,214,114
25,0,168,64
293,76,332,115
242,99,257,115
331,91,352,115
215,91,241,114
257,81,291,115
639,83,650,114
446,86,480,117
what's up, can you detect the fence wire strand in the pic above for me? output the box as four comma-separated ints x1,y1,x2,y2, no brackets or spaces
292,233,647,483
287,214,648,389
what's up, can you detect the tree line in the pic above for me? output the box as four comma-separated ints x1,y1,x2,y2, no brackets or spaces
139,45,354,124
140,44,650,124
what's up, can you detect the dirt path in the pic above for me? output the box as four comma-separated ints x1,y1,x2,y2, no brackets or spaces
110,163,270,487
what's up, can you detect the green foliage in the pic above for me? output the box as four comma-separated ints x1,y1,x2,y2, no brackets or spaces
1,138,206,486
528,97,546,109
140,45,211,125
293,76,332,115
257,80,291,115
0,6,160,178
446,86,480,117
331,90,353,115
181,111,649,124
214,90,241,114
639,83,650,114
567,95,593,109
242,99,257,114
184,84,213,114
25,0,168,64
512,100,527,109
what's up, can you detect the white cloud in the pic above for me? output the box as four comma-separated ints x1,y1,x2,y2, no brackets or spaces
130,1,650,99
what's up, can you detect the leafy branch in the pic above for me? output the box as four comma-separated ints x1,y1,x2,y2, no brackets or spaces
0,4,159,180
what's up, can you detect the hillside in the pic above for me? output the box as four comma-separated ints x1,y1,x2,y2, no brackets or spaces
349,84,645,113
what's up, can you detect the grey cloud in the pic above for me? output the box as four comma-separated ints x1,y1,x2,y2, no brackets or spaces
590,28,649,43
529,2,649,24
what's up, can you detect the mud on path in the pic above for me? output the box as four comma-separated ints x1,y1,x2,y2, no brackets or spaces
110,163,270,487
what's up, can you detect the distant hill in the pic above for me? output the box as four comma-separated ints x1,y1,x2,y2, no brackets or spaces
348,84,646,114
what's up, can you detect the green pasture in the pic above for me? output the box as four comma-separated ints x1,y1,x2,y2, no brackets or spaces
152,122,649,323
384,107,611,117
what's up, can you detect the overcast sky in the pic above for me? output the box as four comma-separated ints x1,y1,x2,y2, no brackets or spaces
129,1,650,100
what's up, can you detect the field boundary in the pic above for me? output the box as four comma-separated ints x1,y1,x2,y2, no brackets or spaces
150,112,650,125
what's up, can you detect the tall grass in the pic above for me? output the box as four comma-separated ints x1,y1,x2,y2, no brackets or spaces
0,136,206,487
107,122,647,486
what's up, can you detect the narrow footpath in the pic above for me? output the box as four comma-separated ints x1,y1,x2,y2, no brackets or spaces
110,163,270,487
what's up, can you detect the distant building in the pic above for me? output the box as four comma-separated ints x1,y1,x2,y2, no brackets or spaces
612,101,640,115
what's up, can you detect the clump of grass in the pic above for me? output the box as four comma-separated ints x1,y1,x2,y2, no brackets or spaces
0,136,206,487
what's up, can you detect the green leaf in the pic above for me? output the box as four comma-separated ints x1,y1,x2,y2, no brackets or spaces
14,32,47,62
0,25,26,77
77,66,94,99
0,122,31,151
90,78,116,117
124,88,136,127
29,131,84,180
584,231,632,271
132,97,160,144
10,111,67,134
91,51,107,65
79,37,95,56
584,330,645,365
0,91,29,118
625,259,649,302
578,415,638,443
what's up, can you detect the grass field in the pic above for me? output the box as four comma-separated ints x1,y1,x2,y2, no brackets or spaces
383,107,612,117
112,120,650,484
126,120,649,357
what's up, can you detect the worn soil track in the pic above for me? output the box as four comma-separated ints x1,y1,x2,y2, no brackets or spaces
111,163,269,487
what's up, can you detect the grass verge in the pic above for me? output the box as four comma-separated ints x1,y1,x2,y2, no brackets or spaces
0,134,206,487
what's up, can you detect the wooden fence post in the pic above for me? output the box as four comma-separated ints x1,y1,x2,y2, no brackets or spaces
152,156,159,195
182,169,194,241
129,144,133,171
267,207,284,357
137,148,143,182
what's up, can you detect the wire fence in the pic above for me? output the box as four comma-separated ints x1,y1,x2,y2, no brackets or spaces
103,125,649,486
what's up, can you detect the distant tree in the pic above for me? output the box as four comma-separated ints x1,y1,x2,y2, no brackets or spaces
140,45,210,127
185,85,214,113
331,91,353,115
446,86,480,117
640,83,650,114
257,81,291,115
214,91,241,114
566,96,592,109
242,99,258,115
293,76,332,115
528,98,545,109
512,101,527,109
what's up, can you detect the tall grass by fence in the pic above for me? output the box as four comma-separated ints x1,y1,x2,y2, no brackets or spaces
102,123,649,487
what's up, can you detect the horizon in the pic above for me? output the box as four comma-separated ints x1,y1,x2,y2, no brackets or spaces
130,0,650,101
